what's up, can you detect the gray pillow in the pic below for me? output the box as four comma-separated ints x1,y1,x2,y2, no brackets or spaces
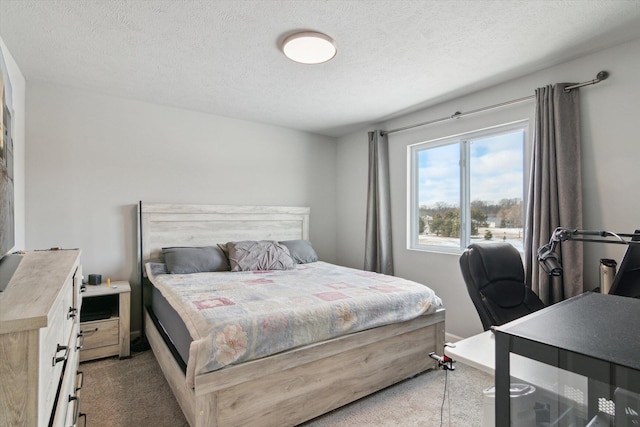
226,240,296,272
162,246,229,274
279,240,318,264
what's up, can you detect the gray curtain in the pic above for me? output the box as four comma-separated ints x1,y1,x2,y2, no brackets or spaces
524,83,583,305
364,130,394,275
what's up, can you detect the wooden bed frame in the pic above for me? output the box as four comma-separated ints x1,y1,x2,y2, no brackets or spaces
139,202,445,427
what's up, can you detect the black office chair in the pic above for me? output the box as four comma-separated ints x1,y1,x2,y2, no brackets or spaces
459,242,545,331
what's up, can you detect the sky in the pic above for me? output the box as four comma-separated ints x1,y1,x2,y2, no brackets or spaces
417,130,524,207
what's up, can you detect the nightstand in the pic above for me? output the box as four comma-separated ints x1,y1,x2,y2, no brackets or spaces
79,281,131,361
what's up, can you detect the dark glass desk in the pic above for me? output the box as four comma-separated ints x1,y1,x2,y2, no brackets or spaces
494,292,640,426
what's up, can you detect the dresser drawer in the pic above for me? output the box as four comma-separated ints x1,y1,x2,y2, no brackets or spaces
51,323,82,427
73,265,84,314
38,279,77,421
80,319,119,350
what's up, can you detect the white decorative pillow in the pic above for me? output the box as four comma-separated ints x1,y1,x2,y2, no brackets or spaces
226,240,296,272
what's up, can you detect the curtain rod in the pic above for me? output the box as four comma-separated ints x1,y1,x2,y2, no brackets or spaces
381,71,609,136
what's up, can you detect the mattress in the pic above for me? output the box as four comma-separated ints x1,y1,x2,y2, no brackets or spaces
150,285,191,367
146,261,443,387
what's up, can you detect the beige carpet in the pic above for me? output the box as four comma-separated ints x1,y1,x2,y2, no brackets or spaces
79,350,492,426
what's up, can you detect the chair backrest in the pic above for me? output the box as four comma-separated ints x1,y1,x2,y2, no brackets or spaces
459,242,545,331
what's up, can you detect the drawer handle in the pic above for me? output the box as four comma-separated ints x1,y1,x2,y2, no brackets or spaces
52,344,70,366
75,370,84,392
80,327,98,336
76,332,85,350
78,412,87,427
67,306,78,319
80,284,87,293
69,395,81,426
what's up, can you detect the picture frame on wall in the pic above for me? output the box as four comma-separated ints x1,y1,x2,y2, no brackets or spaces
0,45,15,256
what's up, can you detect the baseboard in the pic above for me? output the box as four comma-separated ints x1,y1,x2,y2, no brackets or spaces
445,332,464,343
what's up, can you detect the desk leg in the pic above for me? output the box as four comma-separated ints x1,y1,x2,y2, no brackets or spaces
495,332,511,427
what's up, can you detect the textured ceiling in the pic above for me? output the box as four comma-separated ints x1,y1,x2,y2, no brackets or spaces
2,0,640,137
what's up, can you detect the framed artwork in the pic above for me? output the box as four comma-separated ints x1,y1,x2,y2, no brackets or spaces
0,45,15,255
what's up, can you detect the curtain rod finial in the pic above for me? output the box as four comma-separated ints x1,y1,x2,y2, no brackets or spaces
597,71,609,81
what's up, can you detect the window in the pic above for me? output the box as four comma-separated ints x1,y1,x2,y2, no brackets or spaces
409,121,527,252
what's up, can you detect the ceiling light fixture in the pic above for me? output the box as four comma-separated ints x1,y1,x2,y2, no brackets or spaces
281,31,337,65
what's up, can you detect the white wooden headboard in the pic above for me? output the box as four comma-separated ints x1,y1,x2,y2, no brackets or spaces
138,203,310,265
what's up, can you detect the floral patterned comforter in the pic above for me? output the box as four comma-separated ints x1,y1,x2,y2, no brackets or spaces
146,261,443,387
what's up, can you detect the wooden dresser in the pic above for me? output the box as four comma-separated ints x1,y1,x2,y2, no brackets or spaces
0,250,84,427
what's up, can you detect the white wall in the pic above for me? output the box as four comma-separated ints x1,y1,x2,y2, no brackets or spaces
20,36,640,340
26,81,338,333
336,37,640,339
0,37,26,251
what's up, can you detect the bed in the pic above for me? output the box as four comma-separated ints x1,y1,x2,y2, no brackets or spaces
139,202,446,427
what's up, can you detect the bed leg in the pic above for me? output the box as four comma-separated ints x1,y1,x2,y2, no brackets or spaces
195,393,218,427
